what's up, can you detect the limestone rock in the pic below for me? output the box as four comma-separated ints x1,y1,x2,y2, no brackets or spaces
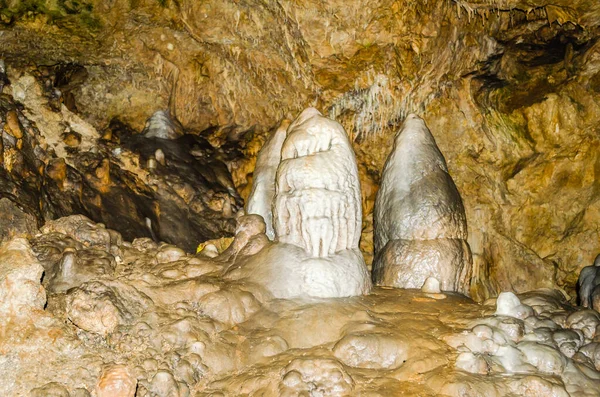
142,110,184,140
495,292,535,320
333,333,409,369
0,198,38,242
225,108,371,299
30,383,70,397
226,243,371,299
41,215,115,250
280,358,354,396
372,115,472,294
0,238,45,316
96,364,136,397
66,281,152,336
274,108,363,257
45,248,116,293
375,238,472,291
197,286,261,327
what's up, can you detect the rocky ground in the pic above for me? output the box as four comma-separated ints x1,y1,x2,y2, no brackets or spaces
0,214,599,396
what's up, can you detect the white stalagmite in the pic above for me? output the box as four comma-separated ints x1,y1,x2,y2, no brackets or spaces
274,108,362,257
142,110,184,140
372,114,472,294
246,120,289,240
225,108,371,298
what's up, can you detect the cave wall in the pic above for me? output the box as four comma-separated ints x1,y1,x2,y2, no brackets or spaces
2,0,600,299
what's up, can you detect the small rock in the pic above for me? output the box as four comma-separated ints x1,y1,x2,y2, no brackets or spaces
198,287,261,327
495,292,534,319
30,382,70,397
422,276,441,293
66,281,152,336
96,364,137,397
0,238,46,317
156,245,186,263
333,333,408,369
0,198,38,242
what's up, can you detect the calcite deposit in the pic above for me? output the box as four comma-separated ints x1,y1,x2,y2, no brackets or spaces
228,108,371,299
245,120,288,240
0,75,241,252
2,0,600,299
579,254,600,312
0,216,599,396
372,114,472,294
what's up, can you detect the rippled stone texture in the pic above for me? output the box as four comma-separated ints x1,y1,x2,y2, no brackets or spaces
0,216,598,396
372,114,472,294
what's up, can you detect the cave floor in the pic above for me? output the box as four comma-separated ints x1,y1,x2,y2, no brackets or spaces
1,219,599,396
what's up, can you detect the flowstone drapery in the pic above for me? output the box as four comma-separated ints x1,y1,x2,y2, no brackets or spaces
226,108,371,299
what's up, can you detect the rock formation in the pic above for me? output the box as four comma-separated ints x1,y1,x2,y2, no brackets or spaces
372,114,472,294
274,108,363,257
0,78,241,252
0,238,46,317
225,108,371,299
2,0,600,394
578,254,600,311
142,110,184,140
245,120,289,239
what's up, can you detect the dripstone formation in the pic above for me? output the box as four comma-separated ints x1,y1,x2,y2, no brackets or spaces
372,114,472,294
228,108,372,299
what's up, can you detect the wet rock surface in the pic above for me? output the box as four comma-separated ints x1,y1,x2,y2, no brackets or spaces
1,0,600,299
579,255,600,312
0,75,241,252
0,215,598,396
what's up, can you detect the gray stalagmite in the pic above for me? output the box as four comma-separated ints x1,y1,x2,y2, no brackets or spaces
142,110,184,140
578,254,600,311
372,114,472,294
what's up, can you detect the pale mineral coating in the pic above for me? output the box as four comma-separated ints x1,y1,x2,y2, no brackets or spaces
225,242,372,299
0,217,599,396
372,114,472,294
274,108,363,257
245,120,289,240
374,115,468,246
0,238,46,316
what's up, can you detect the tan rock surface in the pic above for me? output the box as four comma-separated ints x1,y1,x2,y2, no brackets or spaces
3,0,599,298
